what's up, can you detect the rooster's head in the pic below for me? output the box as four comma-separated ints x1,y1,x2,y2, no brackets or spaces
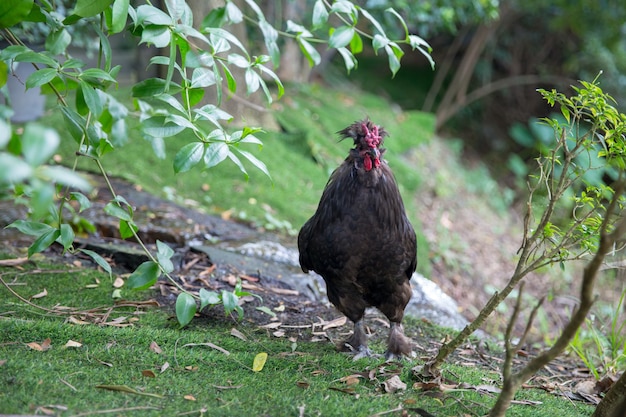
339,119,387,172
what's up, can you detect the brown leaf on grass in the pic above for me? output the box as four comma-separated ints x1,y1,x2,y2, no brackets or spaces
31,288,48,299
329,387,360,398
184,394,196,401
67,316,90,325
160,362,170,373
149,341,162,354
272,330,286,337
382,375,407,393
0,359,6,366
185,366,199,371
113,277,125,288
64,340,82,348
142,370,156,378
27,338,52,351
259,322,282,329
211,384,243,390
182,342,230,355
336,374,364,386
96,384,163,398
296,381,310,389
230,328,248,341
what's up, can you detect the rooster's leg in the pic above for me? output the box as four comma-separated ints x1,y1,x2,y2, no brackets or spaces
341,320,375,359
385,322,411,360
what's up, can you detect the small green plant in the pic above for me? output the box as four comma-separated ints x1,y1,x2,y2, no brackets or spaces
569,288,626,379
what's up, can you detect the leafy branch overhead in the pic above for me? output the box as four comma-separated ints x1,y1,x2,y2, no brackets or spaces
0,0,433,328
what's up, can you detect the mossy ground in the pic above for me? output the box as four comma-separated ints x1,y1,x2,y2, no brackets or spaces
0,259,593,416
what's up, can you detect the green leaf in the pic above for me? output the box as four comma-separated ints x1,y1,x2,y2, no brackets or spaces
119,219,137,239
203,142,229,168
350,32,363,54
142,116,186,138
46,28,71,55
132,78,171,97
22,124,60,166
297,37,321,67
191,67,216,88
104,202,132,221
235,149,271,179
221,289,239,316
199,288,220,310
29,182,55,220
0,154,31,184
6,220,53,236
156,240,174,273
80,68,117,83
136,4,172,25
255,306,276,318
0,0,34,29
245,68,261,95
25,68,58,90
79,248,113,277
61,107,87,143
74,0,113,17
70,192,92,212
312,0,328,28
384,44,403,77
79,81,104,117
110,0,129,33
337,47,357,73
140,25,171,48
372,34,388,51
126,261,160,290
58,223,75,251
328,26,355,49
39,166,92,191
359,8,386,36
14,51,58,67
174,142,204,173
28,228,60,257
176,292,197,328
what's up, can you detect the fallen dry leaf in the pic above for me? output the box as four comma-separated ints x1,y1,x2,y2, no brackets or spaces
211,384,243,390
0,360,6,366
142,370,156,378
230,328,248,341
160,362,170,373
27,338,52,351
113,277,124,288
382,375,407,394
67,316,90,325
296,381,310,389
149,341,163,354
184,394,196,401
31,288,48,299
64,340,82,348
182,342,230,355
272,330,286,337
259,322,282,329
96,384,163,398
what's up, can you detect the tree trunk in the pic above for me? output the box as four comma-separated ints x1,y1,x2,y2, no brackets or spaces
276,0,311,82
593,371,626,417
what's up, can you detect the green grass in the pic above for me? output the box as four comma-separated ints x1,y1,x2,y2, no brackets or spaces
0,260,594,416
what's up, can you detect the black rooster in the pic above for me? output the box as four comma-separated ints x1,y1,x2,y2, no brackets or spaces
298,119,417,359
